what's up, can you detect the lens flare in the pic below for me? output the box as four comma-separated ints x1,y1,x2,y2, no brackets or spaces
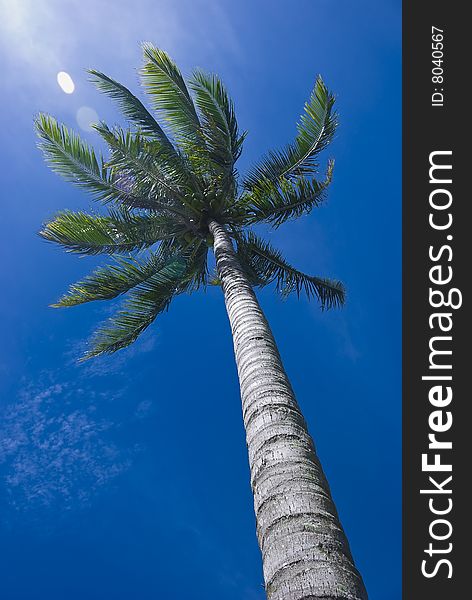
57,71,75,94
76,106,99,132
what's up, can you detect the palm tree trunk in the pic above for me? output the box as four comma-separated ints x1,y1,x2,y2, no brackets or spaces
209,220,367,600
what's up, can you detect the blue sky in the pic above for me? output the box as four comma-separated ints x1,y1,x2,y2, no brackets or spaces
0,1,401,598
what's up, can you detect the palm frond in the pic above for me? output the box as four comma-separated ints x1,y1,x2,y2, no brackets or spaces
53,244,176,307
236,231,345,309
189,70,244,170
88,69,177,153
243,76,337,189
36,113,113,198
183,238,209,289
94,122,189,208
239,160,334,228
140,44,201,143
39,208,184,255
82,256,188,359
35,114,156,209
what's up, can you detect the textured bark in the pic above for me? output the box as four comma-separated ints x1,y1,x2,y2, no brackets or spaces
209,220,368,600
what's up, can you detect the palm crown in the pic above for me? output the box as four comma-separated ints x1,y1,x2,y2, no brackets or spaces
36,44,344,360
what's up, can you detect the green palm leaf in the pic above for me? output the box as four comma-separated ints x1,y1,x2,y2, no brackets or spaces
36,113,113,198
236,231,345,309
239,160,334,228
190,70,244,170
243,76,337,189
94,122,189,206
53,245,175,307
39,209,183,255
140,43,201,143
88,69,176,153
82,255,189,359
35,114,157,210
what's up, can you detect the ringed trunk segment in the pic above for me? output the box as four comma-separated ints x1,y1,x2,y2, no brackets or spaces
209,220,367,600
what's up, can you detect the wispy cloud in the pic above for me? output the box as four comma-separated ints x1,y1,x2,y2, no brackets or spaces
0,376,139,528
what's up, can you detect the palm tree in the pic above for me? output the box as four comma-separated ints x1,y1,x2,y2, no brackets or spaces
36,44,368,600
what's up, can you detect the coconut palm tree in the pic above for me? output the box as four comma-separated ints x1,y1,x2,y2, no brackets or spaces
36,44,367,600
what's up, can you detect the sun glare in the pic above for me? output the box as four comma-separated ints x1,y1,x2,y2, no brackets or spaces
57,71,75,94
76,106,99,132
